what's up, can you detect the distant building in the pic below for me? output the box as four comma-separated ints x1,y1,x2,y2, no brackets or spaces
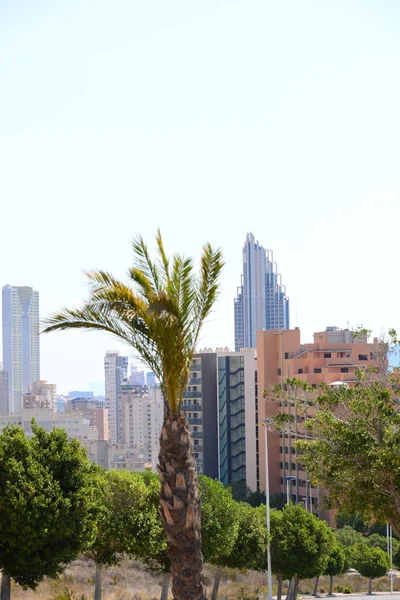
234,233,289,351
0,408,98,442
84,440,154,472
2,285,40,413
66,397,109,441
69,391,94,399
129,366,145,386
23,380,56,411
104,351,128,443
146,371,156,389
119,385,163,465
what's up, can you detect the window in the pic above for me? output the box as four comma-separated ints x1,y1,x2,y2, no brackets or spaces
341,367,349,373
298,368,303,374
314,368,322,374
277,368,281,376
370,352,376,360
285,352,289,359
324,353,331,358
358,354,368,361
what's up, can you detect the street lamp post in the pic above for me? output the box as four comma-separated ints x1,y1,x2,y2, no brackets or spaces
387,523,393,593
306,479,312,513
286,476,296,505
264,419,273,600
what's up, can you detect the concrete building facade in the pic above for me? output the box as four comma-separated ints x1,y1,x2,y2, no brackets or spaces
0,370,9,415
257,326,382,517
2,285,40,414
23,380,57,411
104,351,128,443
234,233,289,351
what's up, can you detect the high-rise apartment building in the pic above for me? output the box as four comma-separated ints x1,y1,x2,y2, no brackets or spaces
181,349,259,491
104,351,128,443
119,385,163,464
2,285,40,413
129,366,145,386
234,233,289,351
257,326,381,518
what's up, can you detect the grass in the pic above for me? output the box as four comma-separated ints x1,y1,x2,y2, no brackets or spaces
3,560,398,599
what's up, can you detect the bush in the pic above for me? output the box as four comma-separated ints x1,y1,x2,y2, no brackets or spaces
335,584,353,594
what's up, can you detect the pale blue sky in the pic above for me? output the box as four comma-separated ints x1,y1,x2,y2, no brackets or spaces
1,1,400,393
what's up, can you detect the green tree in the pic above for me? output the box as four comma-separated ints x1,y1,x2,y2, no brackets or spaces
270,504,335,600
335,526,363,547
335,510,366,533
0,423,97,600
352,543,390,594
87,470,157,600
293,374,400,535
223,503,269,572
198,477,240,600
44,230,224,600
324,544,346,595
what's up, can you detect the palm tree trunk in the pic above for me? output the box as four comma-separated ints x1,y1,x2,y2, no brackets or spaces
94,562,102,600
158,414,206,600
313,575,319,597
1,571,11,600
160,573,170,600
277,573,283,600
328,575,333,596
368,577,372,595
211,568,222,600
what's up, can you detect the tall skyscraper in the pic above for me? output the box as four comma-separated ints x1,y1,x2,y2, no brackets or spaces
104,351,128,443
2,285,40,414
234,233,289,351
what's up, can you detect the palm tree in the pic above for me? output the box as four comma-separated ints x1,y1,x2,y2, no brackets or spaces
43,230,224,600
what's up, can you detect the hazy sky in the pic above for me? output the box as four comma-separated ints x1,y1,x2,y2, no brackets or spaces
1,1,400,394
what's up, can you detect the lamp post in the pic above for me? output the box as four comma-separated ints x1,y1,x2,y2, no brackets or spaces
286,475,296,505
306,479,312,513
387,523,393,593
302,496,308,510
264,419,273,600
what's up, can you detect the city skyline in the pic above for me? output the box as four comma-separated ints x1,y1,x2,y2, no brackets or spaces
2,2,400,392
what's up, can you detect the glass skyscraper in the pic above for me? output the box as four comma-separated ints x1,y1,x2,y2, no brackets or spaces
234,233,289,351
2,285,40,414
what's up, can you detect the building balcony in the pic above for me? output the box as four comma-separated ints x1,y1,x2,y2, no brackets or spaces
181,403,202,412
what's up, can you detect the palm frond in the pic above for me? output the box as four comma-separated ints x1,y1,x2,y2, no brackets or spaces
156,229,170,285
132,234,161,293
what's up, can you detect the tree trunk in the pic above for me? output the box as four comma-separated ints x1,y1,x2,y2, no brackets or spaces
292,575,299,600
211,568,222,600
158,414,206,600
94,562,102,600
160,573,170,600
1,572,11,600
313,575,319,597
286,578,292,600
368,577,372,595
277,573,283,600
328,575,333,596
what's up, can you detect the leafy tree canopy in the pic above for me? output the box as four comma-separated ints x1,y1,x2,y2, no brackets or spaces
0,423,97,589
324,543,346,577
223,503,269,571
352,543,390,579
270,504,335,579
198,476,240,563
336,526,363,547
87,470,159,567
